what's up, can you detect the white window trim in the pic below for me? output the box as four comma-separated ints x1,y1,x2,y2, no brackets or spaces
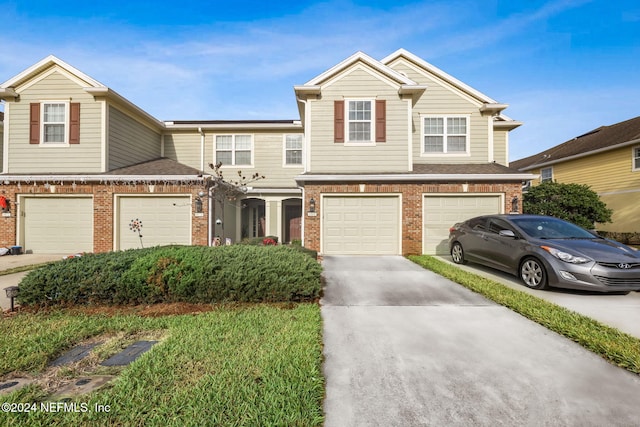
40,101,70,146
419,114,471,157
540,166,553,182
282,134,304,168
344,98,376,146
214,134,255,167
632,146,640,172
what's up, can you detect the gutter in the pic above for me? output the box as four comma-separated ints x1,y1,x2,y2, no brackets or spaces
0,174,207,183
295,173,538,184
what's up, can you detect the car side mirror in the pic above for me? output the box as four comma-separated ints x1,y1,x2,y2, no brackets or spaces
498,229,516,238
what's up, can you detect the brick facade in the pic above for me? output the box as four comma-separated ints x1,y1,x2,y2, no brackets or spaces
0,182,208,253
303,181,523,255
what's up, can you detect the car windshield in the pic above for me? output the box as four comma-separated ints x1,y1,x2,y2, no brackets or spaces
509,217,596,239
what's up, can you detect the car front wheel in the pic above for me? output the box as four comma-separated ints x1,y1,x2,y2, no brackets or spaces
520,257,548,290
451,242,467,265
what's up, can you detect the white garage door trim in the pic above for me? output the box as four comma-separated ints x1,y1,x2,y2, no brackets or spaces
19,195,94,254
422,193,503,255
321,194,401,255
115,194,192,250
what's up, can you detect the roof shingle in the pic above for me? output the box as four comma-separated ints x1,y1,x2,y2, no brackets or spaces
511,115,640,170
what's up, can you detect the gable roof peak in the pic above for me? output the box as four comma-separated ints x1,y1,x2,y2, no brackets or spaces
302,50,416,87
1,54,105,89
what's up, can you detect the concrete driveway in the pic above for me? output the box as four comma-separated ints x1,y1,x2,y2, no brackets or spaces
441,255,640,339
321,256,640,427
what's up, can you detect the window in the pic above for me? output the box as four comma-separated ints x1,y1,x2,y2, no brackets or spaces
215,135,253,166
30,102,80,145
422,116,468,154
284,134,303,166
540,167,553,182
43,103,66,143
633,147,640,171
347,100,373,142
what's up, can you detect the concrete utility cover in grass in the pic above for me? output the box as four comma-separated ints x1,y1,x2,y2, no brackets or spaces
50,342,103,366
0,378,35,395
51,375,115,399
100,341,157,366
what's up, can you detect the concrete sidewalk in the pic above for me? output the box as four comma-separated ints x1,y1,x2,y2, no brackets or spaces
321,256,640,426
0,253,66,311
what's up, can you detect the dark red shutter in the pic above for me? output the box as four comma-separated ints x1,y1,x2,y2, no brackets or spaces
29,103,40,144
334,100,344,143
69,103,80,144
375,100,386,142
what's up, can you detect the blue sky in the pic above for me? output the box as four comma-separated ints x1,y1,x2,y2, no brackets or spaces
1,0,639,161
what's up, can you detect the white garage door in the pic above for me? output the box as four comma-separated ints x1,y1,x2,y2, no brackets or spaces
323,196,400,255
118,196,191,250
23,197,93,254
423,195,502,255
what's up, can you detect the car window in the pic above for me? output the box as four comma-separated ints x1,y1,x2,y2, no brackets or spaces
510,217,594,239
487,219,514,235
468,217,486,231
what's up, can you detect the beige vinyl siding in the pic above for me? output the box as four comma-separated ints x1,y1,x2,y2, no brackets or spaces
163,131,202,171
164,129,303,188
308,66,409,173
493,129,508,165
389,61,492,165
7,70,103,173
108,105,162,170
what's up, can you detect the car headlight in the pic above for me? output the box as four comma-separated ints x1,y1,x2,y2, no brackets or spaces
540,246,590,264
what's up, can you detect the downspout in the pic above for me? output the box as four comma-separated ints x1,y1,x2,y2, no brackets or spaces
198,127,212,245
296,96,308,246
198,127,205,173
208,187,213,246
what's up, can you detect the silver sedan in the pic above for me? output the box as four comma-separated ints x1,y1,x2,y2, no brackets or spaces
448,214,640,294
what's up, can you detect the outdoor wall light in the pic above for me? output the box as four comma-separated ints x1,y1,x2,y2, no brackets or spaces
511,196,519,213
308,198,316,214
195,197,203,214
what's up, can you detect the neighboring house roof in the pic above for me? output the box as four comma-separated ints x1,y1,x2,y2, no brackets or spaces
511,115,640,171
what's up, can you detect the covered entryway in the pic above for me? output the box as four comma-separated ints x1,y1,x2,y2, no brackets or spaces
423,194,502,255
22,196,93,254
116,196,191,250
322,195,400,255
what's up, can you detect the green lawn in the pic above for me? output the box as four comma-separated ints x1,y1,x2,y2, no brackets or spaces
409,255,640,375
0,304,324,427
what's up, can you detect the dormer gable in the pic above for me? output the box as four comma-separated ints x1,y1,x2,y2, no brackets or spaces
382,49,521,130
0,55,105,96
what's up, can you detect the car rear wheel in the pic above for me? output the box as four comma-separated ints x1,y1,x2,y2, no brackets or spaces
451,242,467,265
520,257,548,289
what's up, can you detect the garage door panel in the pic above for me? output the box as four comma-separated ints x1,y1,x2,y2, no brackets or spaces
323,196,400,255
24,197,93,254
424,195,502,255
118,196,191,250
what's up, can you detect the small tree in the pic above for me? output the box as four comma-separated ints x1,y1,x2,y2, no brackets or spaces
523,181,613,229
205,162,265,241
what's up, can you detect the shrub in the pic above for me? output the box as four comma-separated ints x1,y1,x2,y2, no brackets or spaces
17,245,322,307
238,235,279,245
523,181,613,229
